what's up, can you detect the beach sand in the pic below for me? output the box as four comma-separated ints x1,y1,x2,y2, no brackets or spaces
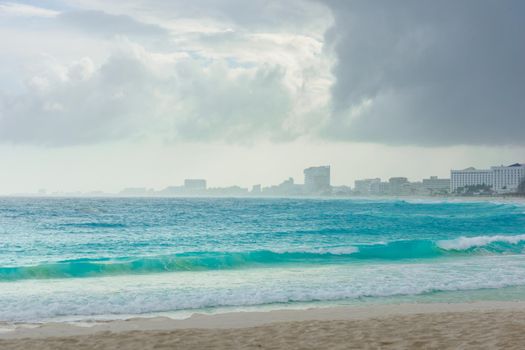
1,301,525,349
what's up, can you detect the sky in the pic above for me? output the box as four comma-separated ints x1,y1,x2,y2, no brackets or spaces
0,0,523,194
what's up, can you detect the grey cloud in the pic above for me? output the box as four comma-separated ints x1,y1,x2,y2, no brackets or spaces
0,1,329,147
320,0,525,145
0,56,156,146
0,54,295,146
128,0,328,33
57,10,169,37
173,63,293,142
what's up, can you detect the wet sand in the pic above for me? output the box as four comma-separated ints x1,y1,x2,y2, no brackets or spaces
1,301,525,349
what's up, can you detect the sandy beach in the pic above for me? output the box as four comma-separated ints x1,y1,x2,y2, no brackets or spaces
1,301,525,349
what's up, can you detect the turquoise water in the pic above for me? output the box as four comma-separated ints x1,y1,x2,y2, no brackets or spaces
1,197,525,322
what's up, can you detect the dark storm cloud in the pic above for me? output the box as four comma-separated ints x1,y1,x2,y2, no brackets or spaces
320,0,525,145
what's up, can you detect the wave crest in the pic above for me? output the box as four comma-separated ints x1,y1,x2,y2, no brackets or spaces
0,249,359,281
438,234,525,250
2,234,525,281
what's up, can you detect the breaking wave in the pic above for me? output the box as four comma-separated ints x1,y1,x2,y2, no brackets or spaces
2,234,525,281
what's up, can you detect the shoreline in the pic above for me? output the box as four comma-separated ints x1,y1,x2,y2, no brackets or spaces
3,300,525,339
2,301,525,349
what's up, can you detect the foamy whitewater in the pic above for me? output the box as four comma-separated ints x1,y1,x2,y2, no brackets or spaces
1,197,525,322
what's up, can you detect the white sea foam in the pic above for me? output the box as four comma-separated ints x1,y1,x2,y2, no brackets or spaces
271,247,359,255
437,234,525,250
3,255,525,322
402,197,525,207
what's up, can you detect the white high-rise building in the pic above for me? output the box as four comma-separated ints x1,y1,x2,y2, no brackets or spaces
451,163,525,194
304,166,331,193
388,177,409,195
450,167,493,192
422,176,451,194
492,163,525,193
184,179,207,190
354,178,381,195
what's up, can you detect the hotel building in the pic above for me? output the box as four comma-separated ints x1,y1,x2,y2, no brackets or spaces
354,178,381,195
304,166,331,194
451,163,525,194
492,163,525,193
450,168,493,192
422,176,451,194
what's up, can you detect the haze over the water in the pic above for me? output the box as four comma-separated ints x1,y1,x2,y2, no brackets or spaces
0,0,524,194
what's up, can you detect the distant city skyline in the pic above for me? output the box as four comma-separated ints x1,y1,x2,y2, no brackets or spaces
0,1,524,195
9,161,524,197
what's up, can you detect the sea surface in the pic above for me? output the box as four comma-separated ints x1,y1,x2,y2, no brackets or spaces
1,197,525,323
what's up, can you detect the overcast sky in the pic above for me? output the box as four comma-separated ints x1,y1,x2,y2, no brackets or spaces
0,0,523,194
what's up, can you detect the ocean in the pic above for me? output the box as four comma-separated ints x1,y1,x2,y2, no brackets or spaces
1,197,525,323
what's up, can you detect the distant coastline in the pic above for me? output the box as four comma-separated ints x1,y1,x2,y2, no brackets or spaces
2,193,524,201
7,162,524,198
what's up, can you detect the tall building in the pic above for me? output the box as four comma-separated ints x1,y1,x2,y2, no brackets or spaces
450,167,493,193
388,177,409,195
251,184,262,194
263,177,302,196
422,176,451,194
354,178,381,195
492,163,525,194
304,166,331,194
184,179,207,190
450,163,525,194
